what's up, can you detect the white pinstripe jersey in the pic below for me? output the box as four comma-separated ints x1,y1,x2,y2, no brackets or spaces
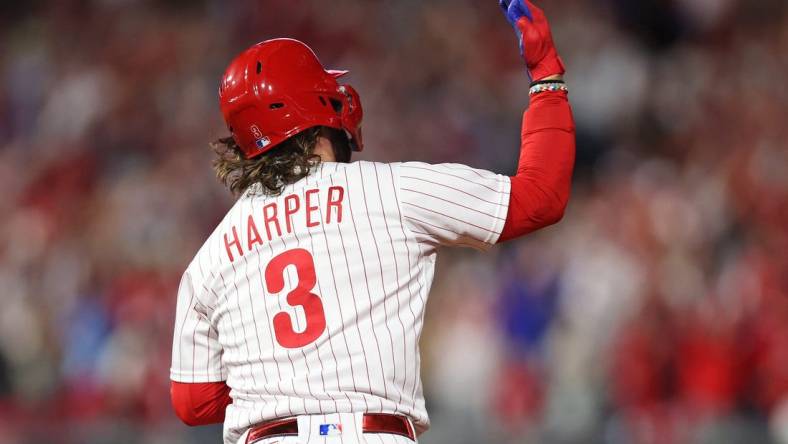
171,161,510,444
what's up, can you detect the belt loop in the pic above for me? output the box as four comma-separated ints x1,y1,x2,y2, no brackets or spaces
406,417,416,441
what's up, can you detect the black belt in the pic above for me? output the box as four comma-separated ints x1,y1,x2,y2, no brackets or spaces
246,413,415,443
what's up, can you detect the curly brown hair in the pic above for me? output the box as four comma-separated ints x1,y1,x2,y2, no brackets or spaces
211,126,351,196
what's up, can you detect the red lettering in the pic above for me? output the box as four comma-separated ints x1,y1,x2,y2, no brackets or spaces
284,194,300,233
263,203,282,241
305,189,320,228
223,226,243,262
326,186,344,224
247,215,263,250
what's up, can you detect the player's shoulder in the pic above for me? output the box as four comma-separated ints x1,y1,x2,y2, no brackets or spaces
398,161,507,182
335,160,397,172
323,160,506,181
341,161,509,189
336,160,474,177
324,160,401,182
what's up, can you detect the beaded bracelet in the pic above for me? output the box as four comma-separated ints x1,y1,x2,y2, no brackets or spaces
529,82,568,96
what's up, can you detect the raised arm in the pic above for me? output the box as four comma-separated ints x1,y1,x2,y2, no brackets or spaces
497,0,575,242
392,1,574,250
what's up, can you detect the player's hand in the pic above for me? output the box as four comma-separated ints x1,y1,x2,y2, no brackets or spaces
499,0,565,81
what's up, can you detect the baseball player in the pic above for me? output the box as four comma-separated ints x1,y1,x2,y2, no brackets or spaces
170,1,574,443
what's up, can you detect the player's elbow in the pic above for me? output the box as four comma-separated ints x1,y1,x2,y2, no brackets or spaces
499,179,570,242
526,185,569,229
176,413,201,427
170,381,231,426
172,402,201,426
171,388,198,426
173,406,223,427
528,199,566,229
539,196,568,226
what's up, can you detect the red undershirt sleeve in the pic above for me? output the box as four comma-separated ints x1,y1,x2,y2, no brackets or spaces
498,90,575,242
170,381,232,426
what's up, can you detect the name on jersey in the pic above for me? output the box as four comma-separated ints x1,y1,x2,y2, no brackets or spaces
223,186,345,262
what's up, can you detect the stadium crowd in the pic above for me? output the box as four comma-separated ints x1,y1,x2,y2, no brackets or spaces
0,0,786,443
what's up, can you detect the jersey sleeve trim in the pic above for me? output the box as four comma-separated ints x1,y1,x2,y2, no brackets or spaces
169,368,228,383
485,175,511,247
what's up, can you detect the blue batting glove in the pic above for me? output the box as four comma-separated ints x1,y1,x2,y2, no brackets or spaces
497,0,566,81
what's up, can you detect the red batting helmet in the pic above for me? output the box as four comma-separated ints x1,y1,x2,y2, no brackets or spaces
218,38,363,159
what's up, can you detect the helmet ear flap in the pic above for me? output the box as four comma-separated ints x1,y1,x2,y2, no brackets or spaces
337,84,363,151
338,86,359,113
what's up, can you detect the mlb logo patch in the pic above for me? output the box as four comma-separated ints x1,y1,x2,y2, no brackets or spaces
255,136,271,148
250,125,271,148
319,423,343,436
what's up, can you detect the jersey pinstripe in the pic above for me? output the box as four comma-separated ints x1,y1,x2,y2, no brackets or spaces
170,161,510,444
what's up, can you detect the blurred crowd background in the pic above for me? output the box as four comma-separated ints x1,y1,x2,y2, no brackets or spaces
1,0,787,443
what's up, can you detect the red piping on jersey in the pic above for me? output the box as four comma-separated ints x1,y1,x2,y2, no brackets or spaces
499,91,575,242
170,381,232,426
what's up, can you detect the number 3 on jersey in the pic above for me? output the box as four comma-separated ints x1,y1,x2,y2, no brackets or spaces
264,248,327,348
